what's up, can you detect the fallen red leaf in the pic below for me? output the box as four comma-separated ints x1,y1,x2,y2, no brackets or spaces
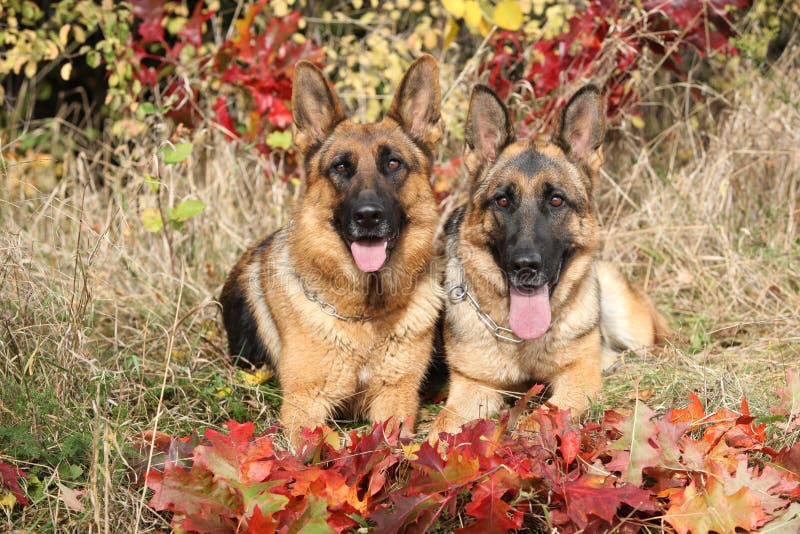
0,460,29,507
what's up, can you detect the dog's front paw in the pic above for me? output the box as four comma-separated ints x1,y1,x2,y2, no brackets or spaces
427,411,464,442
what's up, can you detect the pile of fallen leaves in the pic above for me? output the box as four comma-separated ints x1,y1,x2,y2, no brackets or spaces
2,372,798,532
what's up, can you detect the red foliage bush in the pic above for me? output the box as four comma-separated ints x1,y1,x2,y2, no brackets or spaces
129,0,322,163
138,372,800,533
481,0,748,130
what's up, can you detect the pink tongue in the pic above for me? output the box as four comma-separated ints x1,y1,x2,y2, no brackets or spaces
508,285,551,340
350,241,387,272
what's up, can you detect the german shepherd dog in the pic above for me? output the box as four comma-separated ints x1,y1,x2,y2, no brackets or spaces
430,84,668,435
220,56,444,447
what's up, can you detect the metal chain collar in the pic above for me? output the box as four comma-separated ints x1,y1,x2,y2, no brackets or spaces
301,283,374,322
447,272,523,344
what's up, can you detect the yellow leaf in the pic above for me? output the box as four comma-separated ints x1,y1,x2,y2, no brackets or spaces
423,28,438,50
238,368,273,386
140,207,164,232
442,0,465,19
631,115,645,129
0,491,17,509
73,25,86,43
493,0,523,30
216,386,232,398
478,16,493,36
60,62,72,81
58,24,71,48
463,0,482,28
443,17,460,49
24,60,37,78
402,441,421,460
273,0,289,16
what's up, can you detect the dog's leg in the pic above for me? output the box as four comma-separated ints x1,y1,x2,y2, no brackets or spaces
366,372,422,438
428,370,506,439
537,328,603,418
278,344,357,449
367,329,435,437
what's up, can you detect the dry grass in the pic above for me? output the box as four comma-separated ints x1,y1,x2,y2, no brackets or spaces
2,44,799,532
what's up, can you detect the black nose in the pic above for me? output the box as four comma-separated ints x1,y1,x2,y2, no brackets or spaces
512,252,543,274
353,203,384,229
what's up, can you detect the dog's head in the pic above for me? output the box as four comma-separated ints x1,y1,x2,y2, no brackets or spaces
461,84,606,339
291,56,441,274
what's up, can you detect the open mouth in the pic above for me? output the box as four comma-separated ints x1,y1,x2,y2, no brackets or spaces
507,259,564,341
349,238,395,272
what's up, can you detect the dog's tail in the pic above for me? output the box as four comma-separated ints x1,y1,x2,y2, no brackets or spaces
597,261,670,368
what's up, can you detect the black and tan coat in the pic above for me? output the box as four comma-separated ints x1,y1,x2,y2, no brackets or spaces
220,56,444,447
430,85,668,435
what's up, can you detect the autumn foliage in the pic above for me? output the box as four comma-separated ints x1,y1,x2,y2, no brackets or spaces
112,372,800,533
481,0,749,129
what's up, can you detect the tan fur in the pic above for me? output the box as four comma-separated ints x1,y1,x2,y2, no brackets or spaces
221,56,444,448
597,261,670,368
430,85,667,437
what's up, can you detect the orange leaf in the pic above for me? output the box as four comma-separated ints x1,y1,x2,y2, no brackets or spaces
665,476,766,534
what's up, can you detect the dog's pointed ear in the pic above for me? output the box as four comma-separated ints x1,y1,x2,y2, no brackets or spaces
556,85,606,167
464,85,514,176
387,55,442,151
292,61,345,155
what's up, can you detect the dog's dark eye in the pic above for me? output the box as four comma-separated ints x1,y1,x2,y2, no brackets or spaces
387,158,402,171
496,195,510,208
332,162,349,174
549,195,564,208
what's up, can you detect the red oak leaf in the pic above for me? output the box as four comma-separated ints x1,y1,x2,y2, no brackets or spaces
774,443,800,480
669,392,706,425
333,421,402,498
147,462,241,519
178,1,215,48
561,473,656,528
130,0,165,43
459,479,523,533
371,494,444,533
243,505,278,534
0,460,29,507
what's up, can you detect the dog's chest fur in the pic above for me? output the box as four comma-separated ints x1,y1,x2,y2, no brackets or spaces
251,229,442,369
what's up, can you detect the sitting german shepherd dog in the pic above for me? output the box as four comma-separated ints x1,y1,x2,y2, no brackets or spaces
220,56,444,447
430,84,668,435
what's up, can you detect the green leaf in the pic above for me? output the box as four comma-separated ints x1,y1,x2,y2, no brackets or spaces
266,130,293,150
160,142,194,164
346,513,370,528
610,400,660,486
86,50,101,68
141,208,164,233
169,199,205,223
294,494,334,534
139,102,160,115
143,173,160,193
241,481,289,516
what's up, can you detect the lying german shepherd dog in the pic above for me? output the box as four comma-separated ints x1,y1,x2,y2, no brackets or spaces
220,56,444,447
430,84,668,435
